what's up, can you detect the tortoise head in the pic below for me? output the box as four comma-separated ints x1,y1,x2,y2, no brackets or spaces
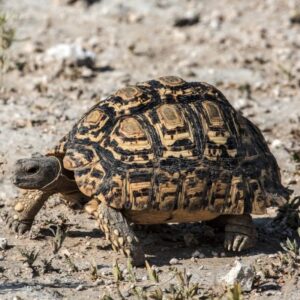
12,156,62,190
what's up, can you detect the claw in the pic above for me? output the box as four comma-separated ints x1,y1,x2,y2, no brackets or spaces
225,232,234,251
7,216,33,235
232,235,243,252
238,236,249,252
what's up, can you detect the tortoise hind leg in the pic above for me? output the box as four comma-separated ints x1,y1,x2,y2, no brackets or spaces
208,214,257,252
224,214,257,252
96,202,145,267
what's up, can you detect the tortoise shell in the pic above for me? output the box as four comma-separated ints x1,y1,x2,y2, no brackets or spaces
50,76,289,220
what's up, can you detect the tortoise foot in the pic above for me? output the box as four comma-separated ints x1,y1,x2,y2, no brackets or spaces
7,215,33,235
223,214,257,252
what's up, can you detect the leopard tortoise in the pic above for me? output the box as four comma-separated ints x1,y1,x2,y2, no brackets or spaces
10,76,290,266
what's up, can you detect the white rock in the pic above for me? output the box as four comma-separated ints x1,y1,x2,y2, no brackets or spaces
220,260,255,292
142,275,147,281
192,250,205,258
44,43,96,67
76,284,84,291
271,139,282,149
169,258,179,265
0,238,8,250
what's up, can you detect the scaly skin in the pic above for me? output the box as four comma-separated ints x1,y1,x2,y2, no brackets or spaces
7,190,51,234
84,199,146,266
207,214,257,252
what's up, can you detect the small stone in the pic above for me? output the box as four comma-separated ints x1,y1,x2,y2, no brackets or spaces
169,258,179,265
44,43,96,68
174,12,200,27
198,265,204,270
290,12,300,24
271,139,282,149
0,238,8,250
142,275,147,281
192,250,205,258
211,251,218,257
76,284,84,291
221,260,255,292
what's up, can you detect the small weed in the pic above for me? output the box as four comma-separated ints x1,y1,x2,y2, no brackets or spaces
0,12,15,70
19,248,39,267
40,257,56,274
101,296,114,300
274,196,300,230
173,268,200,299
280,237,300,257
127,259,137,282
227,283,243,300
292,151,300,163
19,248,39,276
49,222,69,254
89,263,99,281
145,260,159,283
112,259,123,282
148,288,163,300
278,64,295,81
64,254,78,272
238,83,252,99
131,286,148,300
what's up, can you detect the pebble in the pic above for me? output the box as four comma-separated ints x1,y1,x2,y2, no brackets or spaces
192,250,205,259
142,275,147,281
0,238,8,250
221,260,255,292
44,43,96,68
169,258,179,265
76,284,84,291
174,12,200,27
211,251,218,257
271,139,282,149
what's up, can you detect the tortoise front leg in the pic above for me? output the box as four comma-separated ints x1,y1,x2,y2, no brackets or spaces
94,202,145,266
7,190,51,234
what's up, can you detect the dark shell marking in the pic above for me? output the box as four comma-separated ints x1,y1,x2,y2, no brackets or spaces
51,76,289,215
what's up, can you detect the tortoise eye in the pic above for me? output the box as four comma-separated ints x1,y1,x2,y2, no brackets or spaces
26,166,39,174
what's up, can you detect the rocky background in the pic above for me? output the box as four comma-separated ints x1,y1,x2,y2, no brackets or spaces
0,0,300,299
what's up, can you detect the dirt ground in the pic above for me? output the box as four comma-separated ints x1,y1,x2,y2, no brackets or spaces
0,0,300,299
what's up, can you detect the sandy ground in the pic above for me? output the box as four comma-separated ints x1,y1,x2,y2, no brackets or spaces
0,0,300,299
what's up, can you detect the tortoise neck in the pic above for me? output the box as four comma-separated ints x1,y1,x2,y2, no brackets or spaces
41,157,78,195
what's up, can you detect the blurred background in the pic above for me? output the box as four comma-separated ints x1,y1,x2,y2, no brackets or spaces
0,0,300,298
